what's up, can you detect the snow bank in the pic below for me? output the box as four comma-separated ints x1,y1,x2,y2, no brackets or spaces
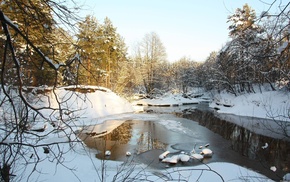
210,90,290,121
134,93,200,107
133,89,290,123
36,86,134,126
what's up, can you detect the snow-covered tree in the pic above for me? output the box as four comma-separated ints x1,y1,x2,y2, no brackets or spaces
259,2,290,90
213,3,275,94
227,4,258,38
223,2,289,92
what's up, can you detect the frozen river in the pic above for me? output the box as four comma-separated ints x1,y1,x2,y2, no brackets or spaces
79,104,289,181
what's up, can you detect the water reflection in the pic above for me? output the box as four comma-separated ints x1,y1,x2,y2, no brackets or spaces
178,108,290,179
136,121,167,154
105,121,132,144
79,120,168,160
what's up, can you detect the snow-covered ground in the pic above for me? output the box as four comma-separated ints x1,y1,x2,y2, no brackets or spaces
209,90,290,122
134,93,200,107
134,88,290,122
2,86,289,181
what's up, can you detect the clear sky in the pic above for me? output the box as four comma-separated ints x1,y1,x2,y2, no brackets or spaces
78,0,286,62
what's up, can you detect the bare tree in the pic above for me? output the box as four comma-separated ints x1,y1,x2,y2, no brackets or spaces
171,57,199,94
135,32,167,95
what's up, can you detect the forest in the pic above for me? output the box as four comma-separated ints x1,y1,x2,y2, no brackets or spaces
0,1,289,97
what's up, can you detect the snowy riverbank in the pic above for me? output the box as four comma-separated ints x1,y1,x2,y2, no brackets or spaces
210,90,290,122
134,88,290,122
3,86,289,181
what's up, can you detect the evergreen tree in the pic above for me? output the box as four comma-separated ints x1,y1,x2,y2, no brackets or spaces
102,17,128,89
224,4,264,93
76,16,128,89
0,0,75,86
0,0,55,86
227,3,258,38
111,35,131,93
77,15,104,85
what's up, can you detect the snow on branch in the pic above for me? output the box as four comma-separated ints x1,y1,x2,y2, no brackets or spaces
65,53,81,66
277,42,289,54
0,10,63,118
0,10,65,71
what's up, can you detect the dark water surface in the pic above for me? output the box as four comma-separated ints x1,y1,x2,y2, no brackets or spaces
79,104,289,181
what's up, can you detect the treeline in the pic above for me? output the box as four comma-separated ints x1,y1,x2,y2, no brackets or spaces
126,4,289,95
0,2,289,95
0,1,129,92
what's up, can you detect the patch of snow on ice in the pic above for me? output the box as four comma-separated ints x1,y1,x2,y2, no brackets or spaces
270,166,277,172
262,142,268,149
158,119,187,134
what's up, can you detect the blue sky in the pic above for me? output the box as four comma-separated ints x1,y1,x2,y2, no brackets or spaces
79,0,286,62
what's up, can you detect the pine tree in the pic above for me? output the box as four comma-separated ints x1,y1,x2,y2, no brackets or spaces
102,17,126,89
0,0,75,86
227,4,258,38
224,4,265,93
0,0,55,86
77,15,104,85
76,16,128,89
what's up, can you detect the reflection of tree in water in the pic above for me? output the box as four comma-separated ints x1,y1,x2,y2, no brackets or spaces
80,120,168,158
136,122,167,154
101,121,133,144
